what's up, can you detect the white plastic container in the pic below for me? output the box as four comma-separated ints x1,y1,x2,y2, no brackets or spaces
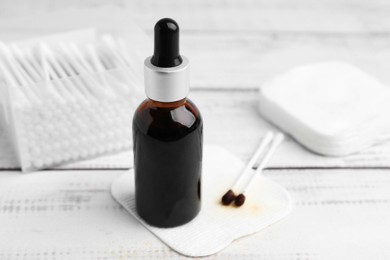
0,28,148,172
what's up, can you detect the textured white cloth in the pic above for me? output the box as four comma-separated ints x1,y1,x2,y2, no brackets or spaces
259,61,390,156
111,145,292,257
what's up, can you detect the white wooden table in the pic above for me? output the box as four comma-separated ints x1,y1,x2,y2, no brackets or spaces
0,1,390,259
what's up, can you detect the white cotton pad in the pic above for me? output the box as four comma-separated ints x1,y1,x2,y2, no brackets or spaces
258,61,390,156
111,145,292,257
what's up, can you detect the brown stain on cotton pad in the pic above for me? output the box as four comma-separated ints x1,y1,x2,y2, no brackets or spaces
216,194,263,217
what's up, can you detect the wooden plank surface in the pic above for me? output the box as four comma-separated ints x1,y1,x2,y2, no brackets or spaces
2,0,390,34
1,6,390,89
125,0,390,33
0,1,389,259
0,168,389,259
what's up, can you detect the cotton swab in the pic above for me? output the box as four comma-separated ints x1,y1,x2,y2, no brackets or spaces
55,43,92,98
234,133,285,207
221,131,275,205
38,43,74,102
101,35,129,68
68,42,111,98
60,42,108,100
0,43,40,104
40,43,87,101
100,35,140,87
85,44,117,98
11,45,42,82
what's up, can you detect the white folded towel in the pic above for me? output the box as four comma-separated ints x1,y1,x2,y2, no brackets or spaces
258,61,390,156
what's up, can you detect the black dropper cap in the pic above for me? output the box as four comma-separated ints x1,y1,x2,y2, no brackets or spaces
151,18,183,68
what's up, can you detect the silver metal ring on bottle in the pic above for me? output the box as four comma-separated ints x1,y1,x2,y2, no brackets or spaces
144,56,190,102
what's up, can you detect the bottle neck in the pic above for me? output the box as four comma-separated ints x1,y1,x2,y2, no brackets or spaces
148,97,187,108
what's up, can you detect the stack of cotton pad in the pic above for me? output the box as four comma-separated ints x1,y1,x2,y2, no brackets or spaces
258,61,390,156
0,29,147,171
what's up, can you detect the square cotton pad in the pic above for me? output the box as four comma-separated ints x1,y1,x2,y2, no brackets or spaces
258,61,390,156
111,145,292,257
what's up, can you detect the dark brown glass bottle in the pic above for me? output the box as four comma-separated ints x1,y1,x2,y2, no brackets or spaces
133,98,202,227
133,18,202,227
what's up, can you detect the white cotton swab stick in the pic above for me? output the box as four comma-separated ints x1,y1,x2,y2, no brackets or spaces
86,44,105,71
24,47,46,78
0,59,27,104
39,43,79,101
59,42,103,99
97,47,115,70
56,43,92,99
94,51,133,95
36,43,72,102
234,133,285,207
0,43,39,104
117,37,144,81
68,42,110,98
101,35,129,68
11,45,42,82
40,44,81,99
115,37,144,97
36,42,51,83
0,75,12,123
69,43,95,72
85,44,117,98
8,50,35,86
221,131,274,205
88,43,136,96
10,46,50,104
100,35,140,87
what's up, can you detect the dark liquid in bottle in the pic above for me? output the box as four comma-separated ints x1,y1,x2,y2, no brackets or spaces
133,98,202,227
